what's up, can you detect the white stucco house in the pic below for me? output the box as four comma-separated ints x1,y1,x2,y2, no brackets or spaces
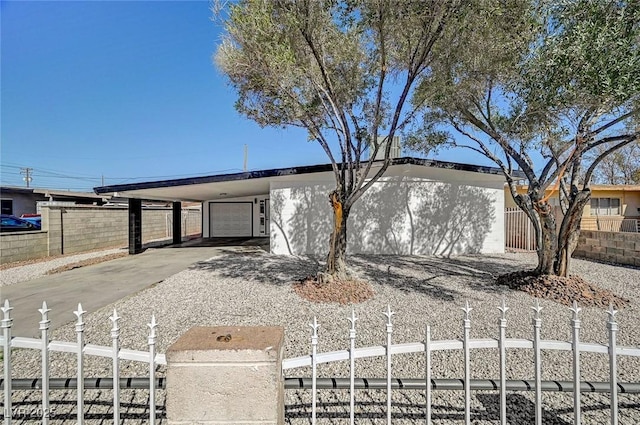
95,157,507,256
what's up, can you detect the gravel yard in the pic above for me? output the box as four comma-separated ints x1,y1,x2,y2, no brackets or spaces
2,250,640,424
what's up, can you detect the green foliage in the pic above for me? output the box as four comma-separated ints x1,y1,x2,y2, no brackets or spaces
216,0,486,273
408,0,640,276
216,0,475,201
410,0,639,188
524,0,640,113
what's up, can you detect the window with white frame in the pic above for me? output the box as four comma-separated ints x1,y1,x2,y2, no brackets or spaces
590,197,621,216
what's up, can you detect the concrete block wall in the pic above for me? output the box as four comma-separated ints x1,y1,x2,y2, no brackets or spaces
574,230,640,267
59,207,129,255
142,209,172,241
0,231,49,264
1,205,202,263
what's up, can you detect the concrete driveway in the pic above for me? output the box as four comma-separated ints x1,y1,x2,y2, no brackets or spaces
1,238,267,337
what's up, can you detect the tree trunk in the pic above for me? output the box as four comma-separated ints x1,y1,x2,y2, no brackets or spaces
554,189,591,277
512,193,559,276
534,202,558,275
324,191,350,281
516,187,591,278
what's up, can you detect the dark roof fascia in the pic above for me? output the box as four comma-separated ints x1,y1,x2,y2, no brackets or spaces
93,157,516,195
0,186,36,195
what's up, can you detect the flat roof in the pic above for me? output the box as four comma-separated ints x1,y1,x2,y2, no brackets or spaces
94,157,513,202
515,184,640,192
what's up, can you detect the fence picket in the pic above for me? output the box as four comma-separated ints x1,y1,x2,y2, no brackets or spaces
2,300,13,425
498,300,508,425
571,302,582,425
110,309,121,424
39,302,51,425
384,305,394,425
532,299,543,425
348,310,357,425
462,301,472,425
607,306,618,425
309,317,319,425
74,304,86,425
148,315,158,425
425,324,431,425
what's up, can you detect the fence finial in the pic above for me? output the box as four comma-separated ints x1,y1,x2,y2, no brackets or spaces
498,299,509,320
148,315,158,340
110,309,121,334
462,300,472,320
39,301,51,329
39,301,51,317
570,301,581,319
1,299,13,322
74,303,86,321
383,305,394,325
348,309,358,330
532,298,543,319
607,304,618,322
309,316,319,338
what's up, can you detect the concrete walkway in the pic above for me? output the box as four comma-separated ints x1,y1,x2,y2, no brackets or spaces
1,244,228,337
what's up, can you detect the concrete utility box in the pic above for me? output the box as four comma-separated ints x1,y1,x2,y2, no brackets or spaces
166,326,285,425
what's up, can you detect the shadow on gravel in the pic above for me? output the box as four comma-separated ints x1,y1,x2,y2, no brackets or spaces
286,392,634,423
5,398,166,422
476,393,571,424
190,251,531,300
349,255,525,300
189,250,322,287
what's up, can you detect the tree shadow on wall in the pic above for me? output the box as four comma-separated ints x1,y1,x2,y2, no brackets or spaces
270,176,496,257
270,186,332,256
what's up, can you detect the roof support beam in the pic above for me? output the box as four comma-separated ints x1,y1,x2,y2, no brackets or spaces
128,198,142,255
172,202,182,245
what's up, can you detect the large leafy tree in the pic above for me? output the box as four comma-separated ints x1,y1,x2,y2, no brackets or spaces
215,0,481,280
412,0,640,277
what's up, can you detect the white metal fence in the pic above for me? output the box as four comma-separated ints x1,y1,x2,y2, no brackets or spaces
590,217,640,233
505,208,640,251
165,209,201,238
4,299,640,424
0,300,165,424
282,301,640,425
504,207,537,251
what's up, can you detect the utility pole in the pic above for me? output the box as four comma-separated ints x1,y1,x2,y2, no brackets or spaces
243,144,248,172
20,167,33,188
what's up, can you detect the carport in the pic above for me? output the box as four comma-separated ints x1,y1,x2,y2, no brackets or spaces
94,157,509,256
93,163,335,254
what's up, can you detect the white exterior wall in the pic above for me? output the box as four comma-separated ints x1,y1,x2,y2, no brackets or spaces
203,195,270,237
270,176,504,256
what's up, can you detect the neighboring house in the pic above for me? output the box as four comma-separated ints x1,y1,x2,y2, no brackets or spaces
0,186,109,217
95,157,509,256
0,187,47,216
504,184,640,231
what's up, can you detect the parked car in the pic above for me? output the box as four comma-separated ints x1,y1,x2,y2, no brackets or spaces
20,214,42,227
0,214,41,232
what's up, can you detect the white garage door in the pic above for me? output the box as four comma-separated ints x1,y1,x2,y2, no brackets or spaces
209,202,253,237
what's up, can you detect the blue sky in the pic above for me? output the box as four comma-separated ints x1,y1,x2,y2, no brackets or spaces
1,1,488,192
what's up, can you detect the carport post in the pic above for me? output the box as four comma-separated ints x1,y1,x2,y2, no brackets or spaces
172,201,182,244
128,198,143,254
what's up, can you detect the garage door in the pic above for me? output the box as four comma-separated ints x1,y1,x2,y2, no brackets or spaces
209,202,253,237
